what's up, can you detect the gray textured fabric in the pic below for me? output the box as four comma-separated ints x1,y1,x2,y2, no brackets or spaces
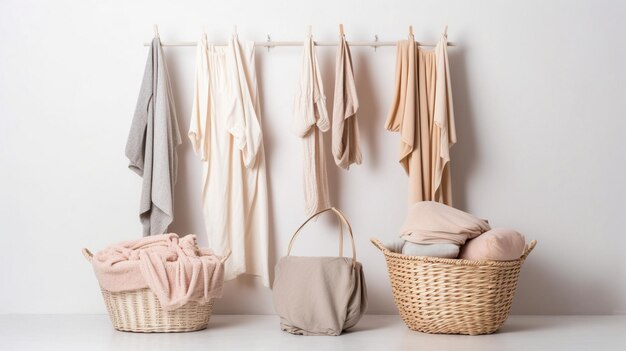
125,37,181,236
382,238,459,258
381,238,406,254
273,256,367,336
402,242,459,258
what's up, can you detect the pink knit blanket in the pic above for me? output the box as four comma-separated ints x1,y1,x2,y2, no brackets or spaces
90,234,226,311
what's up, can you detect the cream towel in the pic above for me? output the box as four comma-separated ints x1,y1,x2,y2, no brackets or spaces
332,35,362,169
293,33,331,216
189,35,271,286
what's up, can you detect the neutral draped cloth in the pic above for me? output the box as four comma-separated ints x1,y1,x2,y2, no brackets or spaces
293,34,332,215
401,201,491,245
332,35,362,169
125,37,181,236
91,234,225,311
273,257,367,336
385,32,456,205
188,35,270,287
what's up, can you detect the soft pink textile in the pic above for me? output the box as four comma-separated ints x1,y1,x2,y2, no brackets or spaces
91,234,225,311
459,228,526,261
401,201,491,245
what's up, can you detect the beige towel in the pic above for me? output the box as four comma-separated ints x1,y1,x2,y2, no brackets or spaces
92,234,225,311
332,35,362,169
293,34,331,216
401,201,491,245
385,32,456,205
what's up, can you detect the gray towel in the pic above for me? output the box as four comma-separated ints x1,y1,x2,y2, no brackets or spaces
125,37,181,236
382,238,459,258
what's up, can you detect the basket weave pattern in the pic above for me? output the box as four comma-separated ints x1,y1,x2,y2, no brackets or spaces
372,239,536,335
100,288,213,333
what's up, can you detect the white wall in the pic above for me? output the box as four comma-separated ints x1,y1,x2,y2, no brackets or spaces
1,0,625,315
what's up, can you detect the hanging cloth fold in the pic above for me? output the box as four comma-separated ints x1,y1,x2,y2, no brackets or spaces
125,37,182,236
293,34,331,215
332,35,362,170
188,35,270,287
385,31,456,205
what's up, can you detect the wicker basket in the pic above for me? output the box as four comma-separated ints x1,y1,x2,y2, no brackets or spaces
371,238,537,335
83,248,229,333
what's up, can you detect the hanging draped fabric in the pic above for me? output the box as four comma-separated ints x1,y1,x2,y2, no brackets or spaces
188,34,270,287
125,37,181,236
292,33,332,216
332,34,362,170
385,30,456,205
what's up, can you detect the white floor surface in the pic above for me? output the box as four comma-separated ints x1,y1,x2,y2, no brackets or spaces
1,315,625,351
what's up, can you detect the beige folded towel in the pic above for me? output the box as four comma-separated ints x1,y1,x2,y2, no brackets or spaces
401,201,491,245
91,233,225,311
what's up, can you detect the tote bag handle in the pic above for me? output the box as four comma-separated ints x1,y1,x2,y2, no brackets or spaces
287,207,357,269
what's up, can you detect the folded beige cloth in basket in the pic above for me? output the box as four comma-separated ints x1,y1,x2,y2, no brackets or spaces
91,233,225,311
401,201,491,245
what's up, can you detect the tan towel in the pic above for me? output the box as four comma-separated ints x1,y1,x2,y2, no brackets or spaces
385,32,456,205
401,201,491,245
91,234,225,311
332,35,362,169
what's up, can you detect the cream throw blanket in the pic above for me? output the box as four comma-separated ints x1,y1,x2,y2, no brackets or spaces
91,234,225,311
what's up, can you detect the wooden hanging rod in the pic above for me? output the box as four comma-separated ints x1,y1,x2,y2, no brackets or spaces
143,40,455,48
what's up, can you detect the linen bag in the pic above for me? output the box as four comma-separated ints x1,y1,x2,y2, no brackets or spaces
272,207,368,336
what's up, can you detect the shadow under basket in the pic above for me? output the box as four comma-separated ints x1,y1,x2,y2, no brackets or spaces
83,248,228,333
371,239,537,335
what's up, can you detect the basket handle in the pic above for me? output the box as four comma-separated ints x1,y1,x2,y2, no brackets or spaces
287,207,357,269
370,238,391,254
82,248,93,262
520,240,537,260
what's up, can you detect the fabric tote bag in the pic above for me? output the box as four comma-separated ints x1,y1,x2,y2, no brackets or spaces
272,207,368,336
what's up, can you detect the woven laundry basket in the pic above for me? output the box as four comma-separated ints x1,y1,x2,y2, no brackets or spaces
371,239,536,335
82,248,229,333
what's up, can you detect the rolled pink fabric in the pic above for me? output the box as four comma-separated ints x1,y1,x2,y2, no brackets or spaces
459,228,526,261
91,233,225,311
